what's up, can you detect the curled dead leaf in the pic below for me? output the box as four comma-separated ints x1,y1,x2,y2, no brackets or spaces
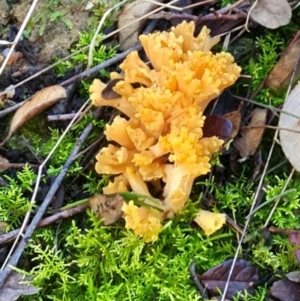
0,85,66,146
88,194,124,225
202,115,233,140
223,102,243,141
266,31,300,91
233,108,267,158
0,271,40,301
101,78,122,99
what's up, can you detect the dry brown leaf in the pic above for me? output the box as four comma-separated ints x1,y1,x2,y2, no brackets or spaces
118,0,164,51
233,108,268,158
266,30,300,91
0,271,40,301
88,194,124,225
0,85,66,146
0,155,9,173
223,102,243,141
101,78,122,99
250,0,291,29
279,82,300,171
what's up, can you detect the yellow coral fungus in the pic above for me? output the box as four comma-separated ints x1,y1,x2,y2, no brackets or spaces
103,175,129,194
122,201,163,242
194,210,226,236
89,21,241,242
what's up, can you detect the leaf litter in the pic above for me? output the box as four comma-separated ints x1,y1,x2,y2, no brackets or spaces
0,271,40,301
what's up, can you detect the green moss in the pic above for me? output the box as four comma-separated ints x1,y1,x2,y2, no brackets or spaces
21,210,235,301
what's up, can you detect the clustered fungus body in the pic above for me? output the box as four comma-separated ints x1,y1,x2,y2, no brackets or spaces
89,21,241,242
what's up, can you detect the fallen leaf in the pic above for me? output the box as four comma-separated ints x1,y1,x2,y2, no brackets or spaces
266,30,300,91
286,271,300,283
223,102,243,140
233,108,268,158
193,210,226,236
101,78,122,99
118,0,164,51
0,155,9,172
270,278,300,301
88,194,124,225
279,82,300,171
198,259,259,299
202,115,233,140
250,0,292,29
0,85,66,146
0,271,40,301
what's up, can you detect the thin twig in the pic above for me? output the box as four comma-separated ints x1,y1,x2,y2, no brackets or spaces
0,45,141,119
233,95,300,121
0,0,39,75
245,0,258,31
221,129,277,301
87,0,130,70
1,98,90,271
0,204,87,245
221,33,300,301
263,169,295,228
0,106,103,287
0,163,38,170
242,124,300,134
60,43,142,87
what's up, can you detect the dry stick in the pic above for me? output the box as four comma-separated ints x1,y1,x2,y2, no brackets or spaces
0,163,38,169
242,124,300,134
0,44,141,119
148,11,247,21
245,0,258,31
221,129,277,301
0,204,87,245
0,107,102,287
233,95,300,121
0,99,90,273
0,0,39,75
221,38,300,301
263,169,295,228
87,0,130,69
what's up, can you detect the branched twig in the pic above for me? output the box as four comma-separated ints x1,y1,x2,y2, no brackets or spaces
0,106,103,288
60,43,142,87
0,44,141,119
0,204,87,245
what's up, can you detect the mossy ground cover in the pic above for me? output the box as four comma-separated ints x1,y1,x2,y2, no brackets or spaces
1,1,300,300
